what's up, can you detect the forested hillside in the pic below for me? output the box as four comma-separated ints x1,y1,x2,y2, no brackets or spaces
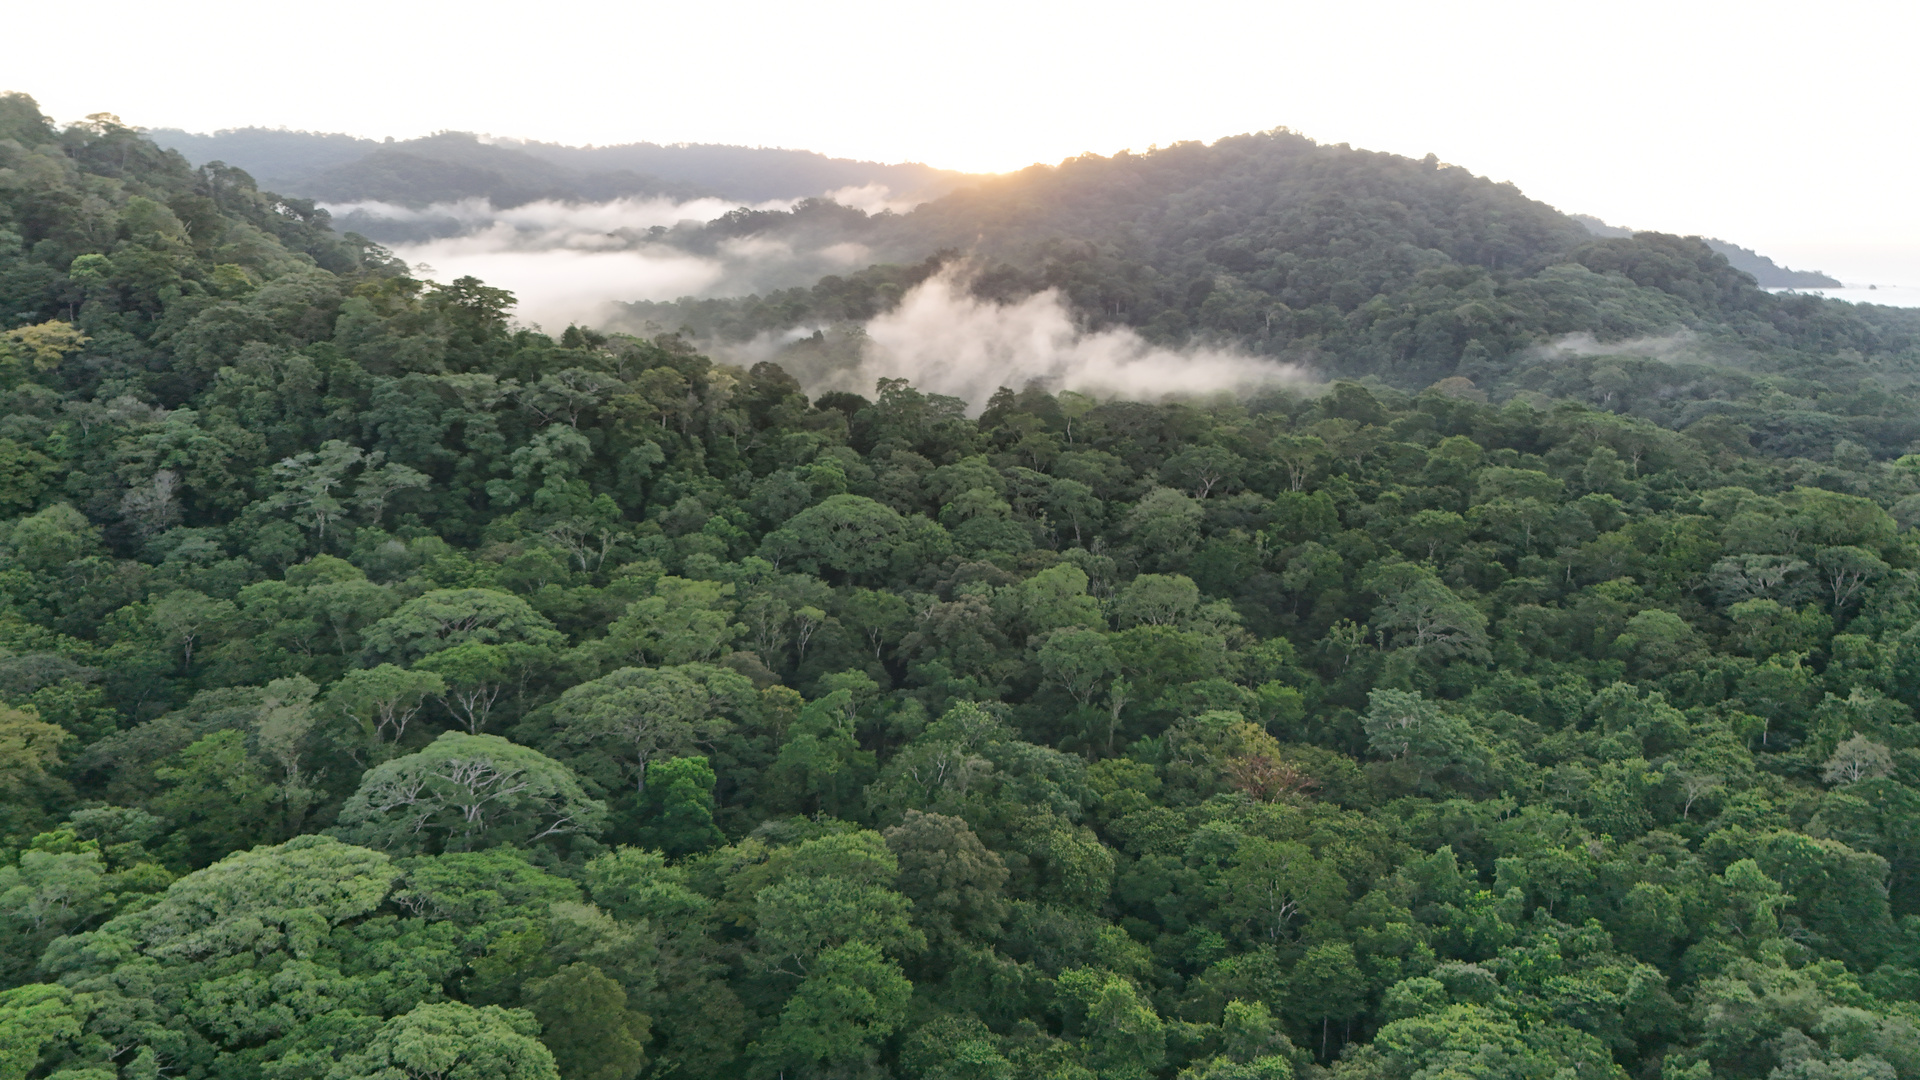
622,131,1916,411
5,91,1920,1080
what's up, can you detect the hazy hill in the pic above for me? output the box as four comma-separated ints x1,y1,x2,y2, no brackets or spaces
631,131,1597,346
1573,213,1840,288
294,132,705,207
622,131,1611,351
1568,213,1632,238
620,129,1920,430
1701,236,1843,289
503,138,976,203
143,125,378,187
149,126,980,206
149,129,703,209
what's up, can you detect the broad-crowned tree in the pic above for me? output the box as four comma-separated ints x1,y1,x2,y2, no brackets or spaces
759,494,908,582
37,837,410,1076
416,640,510,733
600,576,744,667
326,663,447,757
551,664,750,793
332,1001,560,1080
335,732,604,854
360,588,564,665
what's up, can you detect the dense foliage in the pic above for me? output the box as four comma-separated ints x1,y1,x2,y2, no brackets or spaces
3,91,1920,1080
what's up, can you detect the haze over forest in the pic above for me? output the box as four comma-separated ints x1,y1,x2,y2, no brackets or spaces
4,88,1920,1080
148,126,1860,334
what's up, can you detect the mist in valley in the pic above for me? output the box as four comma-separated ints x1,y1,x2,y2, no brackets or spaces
337,193,906,331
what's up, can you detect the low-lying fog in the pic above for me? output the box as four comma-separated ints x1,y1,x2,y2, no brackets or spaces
335,192,1308,407
327,193,885,330
686,267,1310,411
330,192,1309,408
821,269,1309,409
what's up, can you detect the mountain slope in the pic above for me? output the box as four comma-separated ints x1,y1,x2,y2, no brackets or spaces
149,126,981,205
294,131,704,207
622,129,1598,351
505,138,977,203
617,130,1920,453
1701,237,1843,289
143,125,379,188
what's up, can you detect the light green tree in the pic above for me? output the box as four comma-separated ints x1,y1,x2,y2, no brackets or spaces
1210,837,1344,945
0,983,86,1080
326,664,447,756
1372,692,1489,792
334,732,604,853
266,439,364,540
1823,734,1894,785
333,1002,560,1080
751,941,912,1077
551,664,749,792
360,588,564,665
602,577,744,666
148,589,238,670
352,453,431,526
1368,566,1489,663
1056,967,1165,1080
416,641,510,733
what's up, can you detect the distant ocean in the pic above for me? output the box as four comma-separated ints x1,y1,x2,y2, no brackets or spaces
1765,284,1920,308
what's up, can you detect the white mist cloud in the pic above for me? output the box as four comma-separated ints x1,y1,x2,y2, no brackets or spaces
330,195,820,330
818,242,873,265
324,195,795,239
489,195,794,237
1536,331,1705,360
788,268,1308,410
823,184,924,216
406,243,726,330
321,197,499,225
324,188,951,333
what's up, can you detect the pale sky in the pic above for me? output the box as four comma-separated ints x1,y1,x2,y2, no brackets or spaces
9,0,1917,282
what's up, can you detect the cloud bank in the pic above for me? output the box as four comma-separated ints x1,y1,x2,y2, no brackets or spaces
1536,330,1703,360
326,194,867,330
821,184,923,216
766,268,1309,411
326,194,794,242
405,244,726,330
